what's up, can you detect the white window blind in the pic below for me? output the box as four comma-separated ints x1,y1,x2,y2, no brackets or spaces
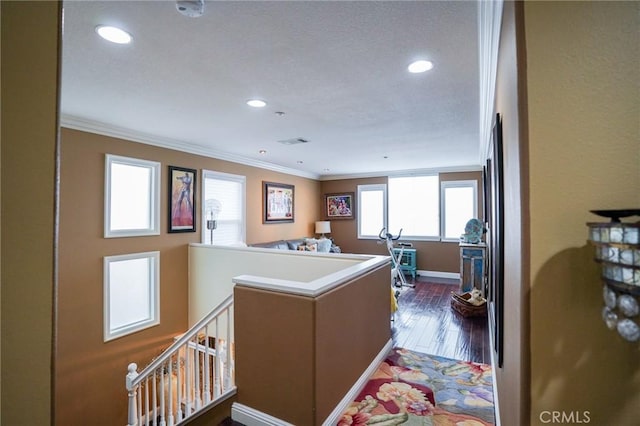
202,170,246,245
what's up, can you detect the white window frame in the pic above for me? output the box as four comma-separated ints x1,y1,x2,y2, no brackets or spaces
201,169,246,245
103,251,160,342
357,184,387,239
440,180,478,242
104,154,160,238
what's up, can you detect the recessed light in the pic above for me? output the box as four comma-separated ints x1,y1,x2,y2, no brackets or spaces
259,150,267,154
95,25,132,44
247,99,267,108
408,60,433,73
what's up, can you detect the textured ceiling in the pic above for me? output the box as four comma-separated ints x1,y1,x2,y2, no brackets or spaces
61,0,481,179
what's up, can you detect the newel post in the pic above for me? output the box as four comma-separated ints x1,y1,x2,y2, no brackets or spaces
126,363,139,426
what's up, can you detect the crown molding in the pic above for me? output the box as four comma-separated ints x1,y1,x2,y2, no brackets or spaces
319,165,483,181
478,0,504,162
60,114,320,180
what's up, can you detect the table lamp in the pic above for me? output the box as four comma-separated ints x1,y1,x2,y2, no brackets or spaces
315,221,331,239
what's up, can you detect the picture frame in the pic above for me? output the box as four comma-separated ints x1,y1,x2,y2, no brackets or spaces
263,181,294,223
168,166,197,233
488,113,504,368
324,192,355,220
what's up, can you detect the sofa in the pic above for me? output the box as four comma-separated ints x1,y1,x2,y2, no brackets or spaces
250,237,336,253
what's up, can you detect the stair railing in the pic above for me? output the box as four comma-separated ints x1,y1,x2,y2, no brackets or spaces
126,295,235,426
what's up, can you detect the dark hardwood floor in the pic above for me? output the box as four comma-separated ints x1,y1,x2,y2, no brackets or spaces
391,276,491,365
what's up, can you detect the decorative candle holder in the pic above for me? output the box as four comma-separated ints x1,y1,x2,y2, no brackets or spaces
587,213,640,343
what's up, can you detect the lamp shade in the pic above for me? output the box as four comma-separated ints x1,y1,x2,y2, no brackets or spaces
315,221,331,234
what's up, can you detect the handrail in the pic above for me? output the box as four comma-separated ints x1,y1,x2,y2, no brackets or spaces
126,295,235,426
128,294,233,390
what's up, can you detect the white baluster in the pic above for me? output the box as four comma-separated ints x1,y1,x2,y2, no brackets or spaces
160,365,166,426
185,339,193,415
194,334,201,410
144,377,150,426
177,349,183,421
203,325,211,404
152,370,157,426
126,363,138,426
214,317,220,397
167,358,174,426
225,308,232,390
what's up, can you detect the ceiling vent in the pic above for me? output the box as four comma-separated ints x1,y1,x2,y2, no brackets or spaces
278,138,309,146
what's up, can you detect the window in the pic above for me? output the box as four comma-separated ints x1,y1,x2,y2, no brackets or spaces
358,175,479,242
104,251,160,341
388,175,439,240
357,184,387,239
104,154,160,238
441,180,478,241
201,170,246,245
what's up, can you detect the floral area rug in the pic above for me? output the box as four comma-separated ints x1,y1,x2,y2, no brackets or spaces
339,348,495,425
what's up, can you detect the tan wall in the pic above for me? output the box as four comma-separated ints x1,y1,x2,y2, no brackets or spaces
493,2,530,424
524,2,640,425
321,171,482,273
0,2,60,424
56,128,321,424
314,266,391,423
234,265,391,424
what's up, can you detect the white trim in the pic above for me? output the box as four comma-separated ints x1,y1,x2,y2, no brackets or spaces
104,154,160,238
322,339,394,426
357,184,388,240
418,270,460,281
231,403,295,426
321,165,483,181
61,114,319,180
62,115,484,182
488,309,502,426
103,251,160,342
440,179,479,241
478,0,504,162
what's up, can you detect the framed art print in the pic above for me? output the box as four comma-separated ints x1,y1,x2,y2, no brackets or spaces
169,166,196,233
263,181,294,223
325,192,355,220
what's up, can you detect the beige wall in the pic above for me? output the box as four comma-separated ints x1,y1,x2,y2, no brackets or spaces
523,2,639,425
1,2,60,424
321,171,482,273
493,2,530,424
56,128,321,424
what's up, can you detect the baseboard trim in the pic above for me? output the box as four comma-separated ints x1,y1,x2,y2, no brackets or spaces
418,270,460,280
231,403,295,426
321,339,394,426
488,312,502,426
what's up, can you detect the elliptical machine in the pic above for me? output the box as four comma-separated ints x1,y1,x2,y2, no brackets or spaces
378,228,415,289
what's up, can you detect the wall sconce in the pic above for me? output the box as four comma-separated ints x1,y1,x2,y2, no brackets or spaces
587,209,640,342
315,221,331,239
